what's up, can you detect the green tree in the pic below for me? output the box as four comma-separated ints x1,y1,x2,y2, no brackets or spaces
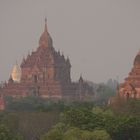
91,129,112,140
1,113,19,133
63,127,82,140
61,107,96,130
111,116,140,140
40,123,66,140
63,128,112,140
0,124,23,140
0,124,13,140
41,129,62,140
81,130,94,140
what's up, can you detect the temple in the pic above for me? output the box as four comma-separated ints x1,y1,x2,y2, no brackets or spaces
0,19,94,104
119,50,140,99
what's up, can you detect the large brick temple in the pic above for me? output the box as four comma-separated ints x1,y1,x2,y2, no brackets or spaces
119,50,140,99
0,19,94,102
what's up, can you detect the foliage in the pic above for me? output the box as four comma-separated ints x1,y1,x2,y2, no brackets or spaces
41,128,63,140
1,113,20,133
109,116,140,140
0,111,60,140
63,128,112,140
61,107,93,129
96,84,116,104
40,123,66,140
90,129,112,140
63,127,82,140
0,124,13,140
2,97,140,140
41,126,112,140
110,98,140,116
43,103,140,140
0,124,23,140
5,96,65,111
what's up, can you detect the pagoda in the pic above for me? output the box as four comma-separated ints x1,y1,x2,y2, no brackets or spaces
0,19,94,101
119,50,140,99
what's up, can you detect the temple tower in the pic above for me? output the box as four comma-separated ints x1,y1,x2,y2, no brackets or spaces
119,50,140,99
0,19,94,101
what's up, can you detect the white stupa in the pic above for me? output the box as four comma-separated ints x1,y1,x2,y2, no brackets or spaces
11,63,21,83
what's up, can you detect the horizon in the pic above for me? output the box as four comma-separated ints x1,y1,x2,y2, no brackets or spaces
0,0,140,83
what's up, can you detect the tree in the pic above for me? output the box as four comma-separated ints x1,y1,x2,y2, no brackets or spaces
40,123,66,140
0,124,13,140
63,128,112,140
110,116,140,140
40,129,62,140
81,130,94,140
63,127,82,140
61,107,96,130
0,124,23,140
91,129,112,140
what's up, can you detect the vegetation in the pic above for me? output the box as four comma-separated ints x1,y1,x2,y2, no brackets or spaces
41,99,140,140
5,96,66,111
41,126,112,140
95,83,116,104
0,96,139,140
0,123,23,140
110,98,140,116
0,111,60,140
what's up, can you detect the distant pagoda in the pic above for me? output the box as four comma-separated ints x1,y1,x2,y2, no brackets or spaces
0,19,94,101
119,50,140,99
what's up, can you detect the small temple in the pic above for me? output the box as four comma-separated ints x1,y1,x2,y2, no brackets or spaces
0,19,94,107
119,50,140,99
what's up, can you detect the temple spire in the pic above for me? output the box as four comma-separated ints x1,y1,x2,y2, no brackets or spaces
45,17,47,23
45,17,47,32
39,18,49,47
79,74,84,83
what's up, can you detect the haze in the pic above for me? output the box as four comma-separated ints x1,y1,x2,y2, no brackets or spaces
0,0,140,83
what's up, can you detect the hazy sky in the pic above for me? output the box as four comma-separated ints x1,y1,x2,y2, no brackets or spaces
0,0,140,83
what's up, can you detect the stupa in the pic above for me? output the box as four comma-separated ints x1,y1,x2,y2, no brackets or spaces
119,50,140,99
